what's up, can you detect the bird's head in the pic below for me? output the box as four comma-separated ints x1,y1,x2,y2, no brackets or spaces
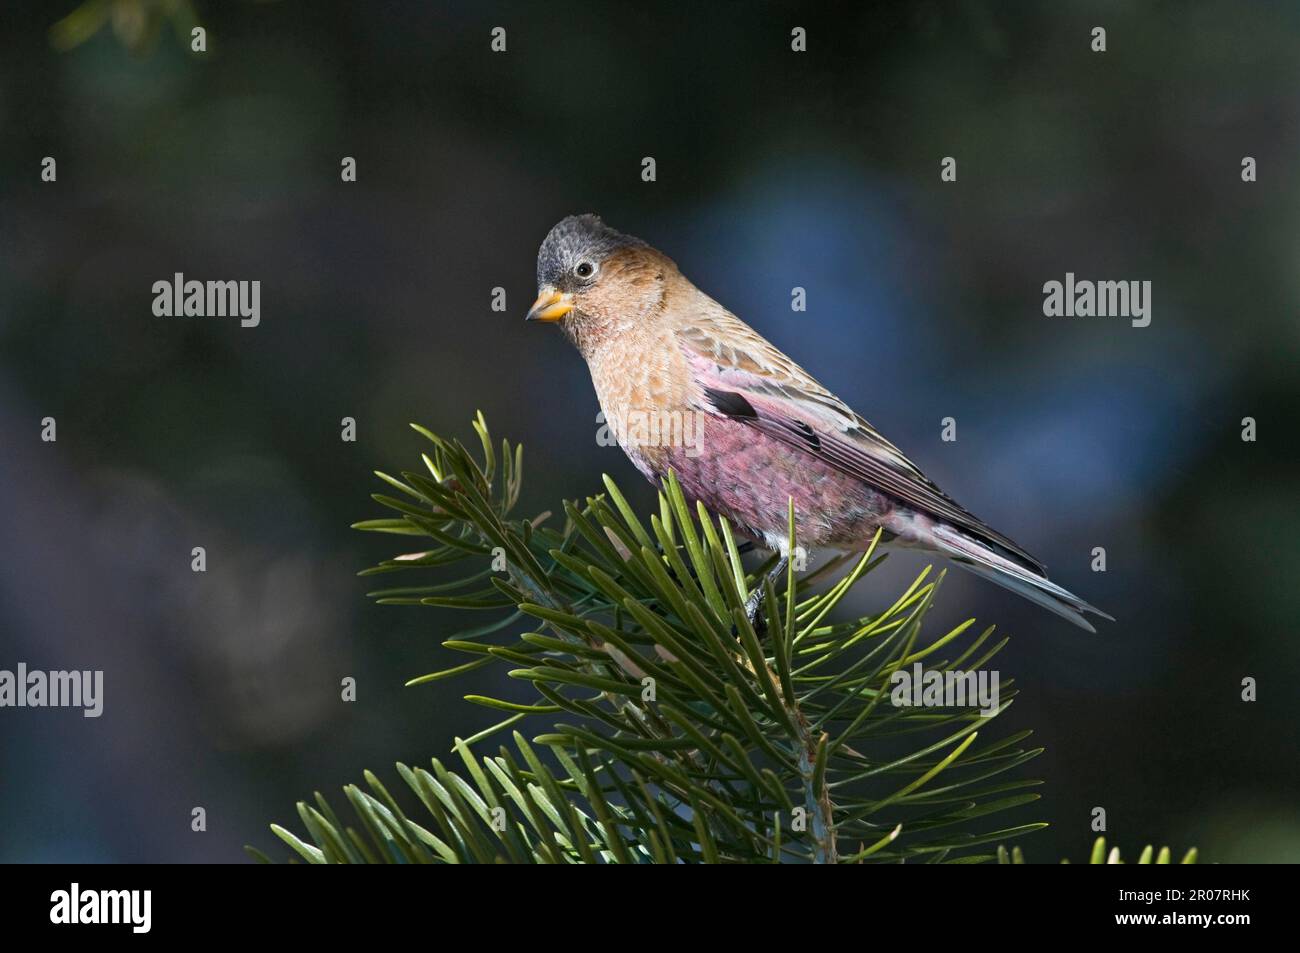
526,214,672,349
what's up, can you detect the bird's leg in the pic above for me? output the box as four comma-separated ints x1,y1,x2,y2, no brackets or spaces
744,556,788,636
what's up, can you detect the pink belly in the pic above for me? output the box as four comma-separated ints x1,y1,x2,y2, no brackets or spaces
641,413,896,550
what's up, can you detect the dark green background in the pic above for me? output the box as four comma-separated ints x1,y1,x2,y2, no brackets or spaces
1,0,1296,862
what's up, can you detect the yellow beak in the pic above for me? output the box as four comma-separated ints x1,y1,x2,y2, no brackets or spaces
525,288,574,323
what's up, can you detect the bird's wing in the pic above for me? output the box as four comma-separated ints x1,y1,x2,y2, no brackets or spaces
676,312,1046,574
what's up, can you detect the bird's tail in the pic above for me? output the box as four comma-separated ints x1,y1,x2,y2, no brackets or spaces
929,524,1113,633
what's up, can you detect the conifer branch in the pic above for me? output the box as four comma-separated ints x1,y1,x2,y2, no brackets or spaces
259,413,1057,864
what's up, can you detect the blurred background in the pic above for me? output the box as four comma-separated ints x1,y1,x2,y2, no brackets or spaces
1,0,1297,863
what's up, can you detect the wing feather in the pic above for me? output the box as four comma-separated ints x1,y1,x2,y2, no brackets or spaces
677,314,1045,574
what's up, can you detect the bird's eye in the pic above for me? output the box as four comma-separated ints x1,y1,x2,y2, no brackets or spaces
574,261,596,279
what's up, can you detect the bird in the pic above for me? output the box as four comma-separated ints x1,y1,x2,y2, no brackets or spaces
525,214,1111,632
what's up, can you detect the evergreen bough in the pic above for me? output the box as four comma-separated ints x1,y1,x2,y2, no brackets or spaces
252,414,1194,865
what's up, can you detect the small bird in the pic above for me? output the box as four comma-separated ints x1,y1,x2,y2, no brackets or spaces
526,214,1111,631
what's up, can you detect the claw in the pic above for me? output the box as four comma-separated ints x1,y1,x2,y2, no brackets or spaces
743,556,788,639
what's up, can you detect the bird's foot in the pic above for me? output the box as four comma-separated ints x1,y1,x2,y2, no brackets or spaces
744,585,768,638
740,556,788,639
